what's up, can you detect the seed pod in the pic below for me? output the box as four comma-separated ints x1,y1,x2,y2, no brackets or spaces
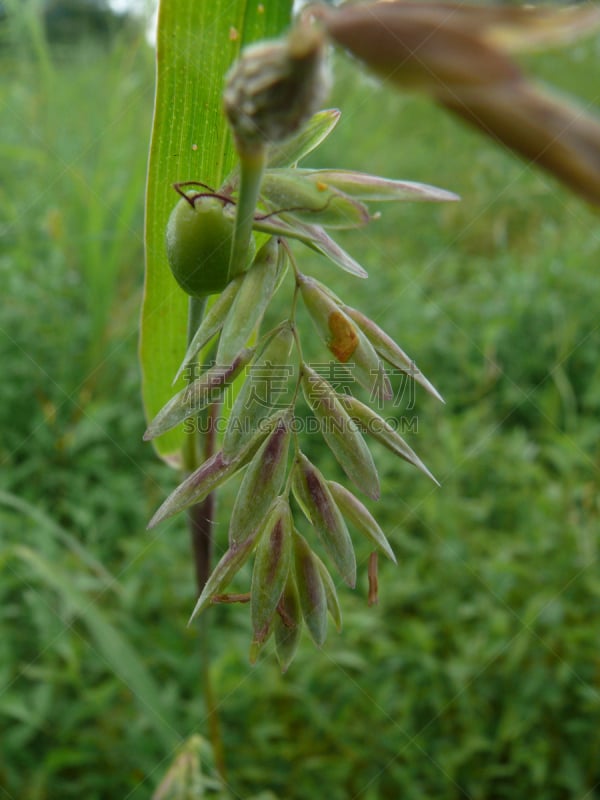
298,274,391,398
229,414,291,546
166,193,255,298
148,413,286,528
173,274,244,385
302,365,380,500
217,238,281,365
188,533,258,623
299,273,357,362
328,480,396,564
223,325,295,459
144,348,254,440
343,305,443,403
251,498,293,646
274,574,302,672
291,453,356,588
313,553,342,633
293,530,328,646
339,394,438,485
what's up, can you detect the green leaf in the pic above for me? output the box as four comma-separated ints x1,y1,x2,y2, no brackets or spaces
141,0,293,466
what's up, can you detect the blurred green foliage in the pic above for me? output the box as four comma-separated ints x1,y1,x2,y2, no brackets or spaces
0,0,135,46
1,4,600,798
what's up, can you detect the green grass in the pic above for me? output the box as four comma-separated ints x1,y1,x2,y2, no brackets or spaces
1,10,600,800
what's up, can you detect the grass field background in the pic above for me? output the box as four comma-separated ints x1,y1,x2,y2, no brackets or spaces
1,5,600,798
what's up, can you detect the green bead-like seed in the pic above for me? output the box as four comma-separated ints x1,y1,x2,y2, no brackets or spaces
166,194,254,298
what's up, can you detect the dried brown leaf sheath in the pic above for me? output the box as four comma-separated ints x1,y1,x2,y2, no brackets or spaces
314,1,600,204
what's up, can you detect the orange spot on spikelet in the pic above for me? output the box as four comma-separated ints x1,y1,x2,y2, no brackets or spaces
328,311,358,362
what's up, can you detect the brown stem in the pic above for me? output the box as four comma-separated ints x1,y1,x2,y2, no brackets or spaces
188,495,214,591
188,404,219,592
182,296,227,780
185,402,227,781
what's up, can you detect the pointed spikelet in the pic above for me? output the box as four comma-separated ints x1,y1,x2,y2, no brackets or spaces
291,452,356,587
228,414,292,546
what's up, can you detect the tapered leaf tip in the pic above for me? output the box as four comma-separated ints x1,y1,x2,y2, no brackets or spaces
147,508,163,530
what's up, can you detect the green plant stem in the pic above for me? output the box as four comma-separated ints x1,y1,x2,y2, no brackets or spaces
227,143,267,280
186,296,208,356
183,296,227,782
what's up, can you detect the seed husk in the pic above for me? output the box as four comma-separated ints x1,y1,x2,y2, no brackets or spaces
223,325,295,460
293,530,328,646
144,348,254,441
274,574,303,672
328,480,396,564
173,274,244,385
228,414,292,546
292,452,356,588
217,237,281,365
251,498,293,645
338,394,438,485
302,365,380,500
